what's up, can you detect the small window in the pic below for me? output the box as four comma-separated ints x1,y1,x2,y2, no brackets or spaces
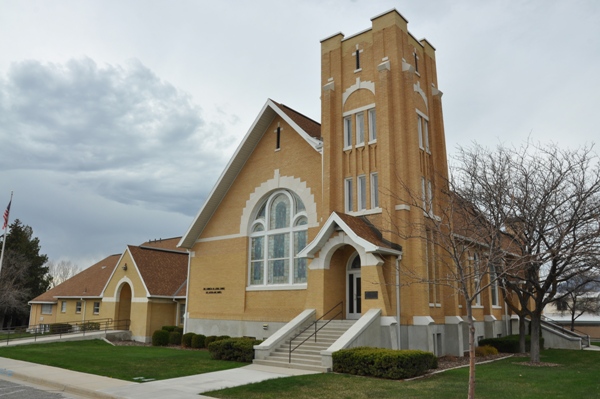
368,109,376,142
276,126,281,150
356,112,365,146
345,178,353,212
370,173,379,208
343,116,352,148
417,115,424,149
357,175,366,211
490,264,499,306
179,303,186,325
93,302,100,315
417,113,430,152
473,253,481,306
76,301,82,313
41,304,52,315
421,177,426,210
61,301,67,313
414,51,419,73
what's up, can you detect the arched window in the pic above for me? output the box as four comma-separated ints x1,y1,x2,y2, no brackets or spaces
249,190,308,286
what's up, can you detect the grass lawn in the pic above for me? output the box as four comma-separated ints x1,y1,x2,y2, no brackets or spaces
591,341,600,347
0,340,246,381
208,349,600,399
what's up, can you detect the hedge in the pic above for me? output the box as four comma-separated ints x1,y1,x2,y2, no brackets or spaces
333,347,438,379
478,335,544,353
162,326,176,332
191,334,206,349
169,331,182,345
208,338,262,362
152,329,170,346
182,332,195,348
49,323,72,334
80,322,100,331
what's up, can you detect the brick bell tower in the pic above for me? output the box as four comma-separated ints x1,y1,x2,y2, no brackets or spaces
319,9,450,322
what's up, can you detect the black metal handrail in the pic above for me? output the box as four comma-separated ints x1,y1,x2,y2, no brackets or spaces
2,318,131,345
289,301,344,363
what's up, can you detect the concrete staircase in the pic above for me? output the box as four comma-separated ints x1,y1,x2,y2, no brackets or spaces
253,319,355,372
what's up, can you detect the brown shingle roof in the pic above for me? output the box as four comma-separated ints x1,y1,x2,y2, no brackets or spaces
334,212,402,252
30,254,120,303
139,237,185,252
128,246,188,296
275,101,322,139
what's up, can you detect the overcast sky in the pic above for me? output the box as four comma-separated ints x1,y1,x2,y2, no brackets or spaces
1,0,599,269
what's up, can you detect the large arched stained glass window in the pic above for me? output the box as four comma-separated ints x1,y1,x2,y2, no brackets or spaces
249,190,308,286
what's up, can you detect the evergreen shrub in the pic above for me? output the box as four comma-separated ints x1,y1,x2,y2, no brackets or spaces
191,334,206,349
478,335,544,353
161,326,176,332
204,335,218,347
208,337,262,362
169,331,182,345
49,323,72,334
152,329,170,346
333,347,438,379
182,332,195,348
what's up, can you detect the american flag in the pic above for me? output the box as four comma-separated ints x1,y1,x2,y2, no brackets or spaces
2,199,10,230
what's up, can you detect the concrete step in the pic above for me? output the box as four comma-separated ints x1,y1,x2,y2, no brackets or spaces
253,359,329,373
273,347,325,356
269,352,321,362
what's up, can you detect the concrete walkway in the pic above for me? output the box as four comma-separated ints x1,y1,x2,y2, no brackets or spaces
0,356,319,399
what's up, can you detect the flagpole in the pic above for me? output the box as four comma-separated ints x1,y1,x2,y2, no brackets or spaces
0,191,13,277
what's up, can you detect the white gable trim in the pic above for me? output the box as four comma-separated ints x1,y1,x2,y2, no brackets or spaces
298,212,401,262
179,99,322,249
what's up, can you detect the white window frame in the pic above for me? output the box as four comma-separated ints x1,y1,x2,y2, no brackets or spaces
368,108,376,143
41,304,52,315
345,178,353,212
421,177,427,210
370,172,379,208
473,253,482,306
76,301,82,314
343,116,352,149
417,111,430,153
93,301,100,315
179,303,186,325
355,112,365,146
357,175,366,210
490,264,499,307
248,190,308,288
61,301,67,313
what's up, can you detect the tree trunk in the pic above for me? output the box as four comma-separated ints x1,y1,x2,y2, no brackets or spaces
467,306,476,399
530,314,541,363
519,315,526,353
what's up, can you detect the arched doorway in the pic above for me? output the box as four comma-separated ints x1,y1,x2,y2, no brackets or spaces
347,253,361,320
116,283,132,329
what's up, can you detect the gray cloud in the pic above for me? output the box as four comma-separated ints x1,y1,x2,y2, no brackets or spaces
0,58,236,216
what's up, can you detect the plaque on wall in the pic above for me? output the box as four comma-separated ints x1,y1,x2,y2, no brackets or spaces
365,291,378,300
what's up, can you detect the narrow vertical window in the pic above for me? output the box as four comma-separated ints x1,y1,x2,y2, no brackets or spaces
357,175,366,211
343,116,352,148
474,253,481,306
368,108,376,142
61,301,67,313
276,126,281,150
490,264,499,306
427,180,433,212
345,178,353,212
76,301,82,313
355,49,360,70
370,173,379,208
424,119,430,153
421,177,426,210
93,302,100,314
414,51,419,73
417,114,424,150
356,112,365,145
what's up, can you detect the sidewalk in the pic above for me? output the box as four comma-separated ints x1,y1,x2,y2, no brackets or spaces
0,356,318,399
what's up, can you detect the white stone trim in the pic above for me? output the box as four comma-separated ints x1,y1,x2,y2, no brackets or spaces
413,316,435,325
196,233,242,243
395,204,411,211
246,284,307,292
342,77,375,106
239,169,318,235
414,81,428,111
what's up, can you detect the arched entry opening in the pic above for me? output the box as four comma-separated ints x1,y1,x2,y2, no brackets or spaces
347,253,361,320
116,283,132,329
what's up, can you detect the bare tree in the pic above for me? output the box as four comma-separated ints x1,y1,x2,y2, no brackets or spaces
454,142,600,363
554,273,600,331
46,260,81,288
388,176,521,399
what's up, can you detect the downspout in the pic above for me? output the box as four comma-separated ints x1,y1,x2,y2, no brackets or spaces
183,249,193,333
396,252,403,349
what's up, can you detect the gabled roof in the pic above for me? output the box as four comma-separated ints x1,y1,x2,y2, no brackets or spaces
127,245,188,297
140,237,186,253
29,254,121,303
298,212,402,258
179,99,322,249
